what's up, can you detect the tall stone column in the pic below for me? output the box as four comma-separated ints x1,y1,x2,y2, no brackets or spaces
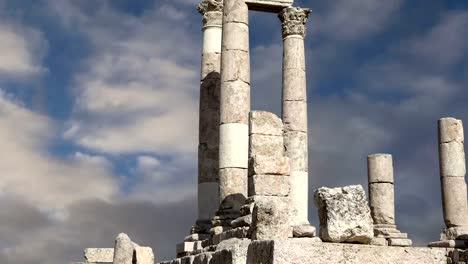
218,0,250,212
279,6,311,226
438,117,468,240
196,0,223,234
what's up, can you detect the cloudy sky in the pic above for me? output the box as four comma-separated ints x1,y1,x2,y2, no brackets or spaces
0,0,467,263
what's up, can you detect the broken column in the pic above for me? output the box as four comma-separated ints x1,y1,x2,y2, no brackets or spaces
196,0,223,235
367,154,412,247
248,111,293,240
279,6,311,227
218,0,250,213
438,118,468,240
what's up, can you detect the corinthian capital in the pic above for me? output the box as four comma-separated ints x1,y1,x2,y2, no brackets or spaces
278,6,311,38
197,0,224,27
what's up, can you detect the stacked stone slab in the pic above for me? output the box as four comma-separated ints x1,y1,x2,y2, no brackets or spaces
218,0,250,215
430,117,468,247
196,0,224,235
367,154,412,247
248,111,292,240
278,6,312,229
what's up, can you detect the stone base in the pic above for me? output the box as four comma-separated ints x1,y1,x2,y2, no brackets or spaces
159,238,455,264
373,226,413,247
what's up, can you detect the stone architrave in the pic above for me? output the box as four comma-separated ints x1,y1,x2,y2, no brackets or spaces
367,154,412,247
196,0,224,233
245,0,293,12
314,185,374,243
218,0,251,212
278,6,311,227
438,118,468,240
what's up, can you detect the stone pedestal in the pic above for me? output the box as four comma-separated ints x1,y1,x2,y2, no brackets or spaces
218,0,250,213
367,154,412,247
278,6,311,228
196,0,224,235
433,118,468,244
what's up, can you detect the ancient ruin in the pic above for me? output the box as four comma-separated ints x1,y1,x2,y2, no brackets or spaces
72,0,468,263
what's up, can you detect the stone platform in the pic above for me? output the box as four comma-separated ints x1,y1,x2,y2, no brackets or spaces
158,238,452,264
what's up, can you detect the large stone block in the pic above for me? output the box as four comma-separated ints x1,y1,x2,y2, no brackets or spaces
134,247,154,264
367,154,394,183
114,233,134,264
441,176,468,228
251,196,292,240
249,155,289,176
314,185,374,243
248,174,290,197
249,134,283,158
439,141,466,177
211,238,250,264
220,80,250,124
84,248,114,262
249,111,283,136
193,252,213,264
439,117,464,143
224,0,249,24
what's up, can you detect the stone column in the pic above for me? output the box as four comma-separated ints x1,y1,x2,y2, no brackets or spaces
279,6,311,226
368,154,395,227
218,0,250,212
438,117,468,240
196,0,224,234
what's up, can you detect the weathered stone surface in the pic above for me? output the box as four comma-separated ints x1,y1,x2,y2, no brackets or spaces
134,247,154,264
282,101,307,133
439,141,466,177
367,154,394,183
201,53,221,82
249,111,283,136
441,176,468,228
219,167,248,211
388,238,412,247
248,174,290,197
289,171,309,226
249,155,289,176
245,0,293,12
249,134,283,158
370,237,387,246
84,248,114,262
283,131,308,172
282,37,305,70
314,185,373,243
176,241,203,254
114,233,134,264
231,215,252,228
240,202,254,216
429,239,468,248
223,0,249,24
247,239,448,264
220,80,250,124
369,183,395,225
439,117,464,143
198,144,218,183
293,225,316,237
222,23,249,51
251,196,292,240
279,7,311,38
282,68,306,101
213,227,249,244
193,252,213,264
221,50,250,84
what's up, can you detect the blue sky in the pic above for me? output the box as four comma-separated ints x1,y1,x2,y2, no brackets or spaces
0,0,467,263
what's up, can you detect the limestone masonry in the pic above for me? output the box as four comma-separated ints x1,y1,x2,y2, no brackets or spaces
72,0,468,263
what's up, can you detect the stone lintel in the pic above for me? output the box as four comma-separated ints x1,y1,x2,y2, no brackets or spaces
245,0,293,12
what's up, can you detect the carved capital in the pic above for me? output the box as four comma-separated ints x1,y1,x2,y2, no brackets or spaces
278,6,311,38
198,0,224,27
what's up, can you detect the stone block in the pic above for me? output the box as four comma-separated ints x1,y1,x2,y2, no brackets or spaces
223,0,249,24
215,238,250,264
114,233,134,264
222,23,249,52
367,154,394,183
283,101,307,132
439,117,464,143
248,174,290,197
293,225,316,238
388,238,412,247
180,256,194,264
283,131,308,172
84,248,114,263
369,183,395,225
220,81,250,124
219,123,249,169
439,141,466,177
135,247,154,264
282,68,306,101
251,196,292,240
289,171,309,226
314,185,374,243
176,242,196,254
245,0,293,12
221,50,250,84
212,227,249,245
249,155,289,176
249,111,283,136
370,237,388,246
249,134,284,158
219,168,248,211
